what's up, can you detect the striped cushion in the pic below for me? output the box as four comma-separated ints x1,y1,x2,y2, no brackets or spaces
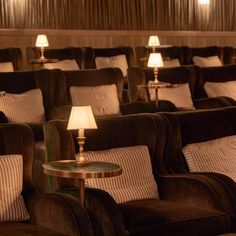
183,135,236,182
0,89,45,124
44,59,80,71
85,145,159,203
0,62,14,72
0,155,30,222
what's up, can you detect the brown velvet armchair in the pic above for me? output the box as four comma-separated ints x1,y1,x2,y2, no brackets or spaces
0,47,22,71
160,107,236,230
127,65,236,110
43,114,233,236
0,123,94,236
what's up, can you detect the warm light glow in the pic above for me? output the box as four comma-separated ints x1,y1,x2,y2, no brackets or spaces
198,0,209,5
35,34,49,47
67,106,97,130
147,53,163,68
148,35,160,47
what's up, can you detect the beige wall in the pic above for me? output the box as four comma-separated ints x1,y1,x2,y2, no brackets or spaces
1,29,236,70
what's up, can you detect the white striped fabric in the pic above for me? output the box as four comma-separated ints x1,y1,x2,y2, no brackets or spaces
183,135,236,182
44,59,80,71
0,62,14,72
0,155,30,222
0,89,45,124
85,145,159,203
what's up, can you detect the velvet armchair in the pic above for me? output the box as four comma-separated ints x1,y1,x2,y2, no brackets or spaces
160,107,236,230
43,114,233,236
0,123,94,236
127,65,236,110
0,47,22,71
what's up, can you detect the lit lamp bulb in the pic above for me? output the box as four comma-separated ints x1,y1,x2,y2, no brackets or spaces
148,35,160,52
198,0,210,5
67,106,97,166
147,53,163,84
35,34,49,61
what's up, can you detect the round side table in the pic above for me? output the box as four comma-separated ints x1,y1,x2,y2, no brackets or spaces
43,160,122,206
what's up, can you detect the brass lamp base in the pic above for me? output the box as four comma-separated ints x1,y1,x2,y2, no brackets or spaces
75,154,91,166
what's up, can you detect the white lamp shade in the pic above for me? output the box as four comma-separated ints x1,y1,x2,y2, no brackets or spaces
35,34,49,47
67,106,97,130
147,53,163,68
148,35,160,47
198,0,209,4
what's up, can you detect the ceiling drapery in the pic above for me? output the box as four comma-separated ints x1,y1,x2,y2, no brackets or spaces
0,0,235,31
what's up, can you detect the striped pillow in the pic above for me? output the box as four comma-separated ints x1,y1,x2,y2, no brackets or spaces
70,84,121,117
84,145,159,203
0,89,45,124
183,135,236,182
0,155,30,222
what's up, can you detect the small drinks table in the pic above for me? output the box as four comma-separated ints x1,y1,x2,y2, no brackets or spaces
138,81,177,108
43,160,122,206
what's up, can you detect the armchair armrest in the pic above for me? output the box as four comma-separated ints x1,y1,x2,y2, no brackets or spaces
120,100,177,115
27,192,94,236
194,96,236,109
59,187,128,236
158,174,234,214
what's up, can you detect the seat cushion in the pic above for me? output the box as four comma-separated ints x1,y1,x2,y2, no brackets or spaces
85,146,159,203
0,223,68,235
119,199,230,236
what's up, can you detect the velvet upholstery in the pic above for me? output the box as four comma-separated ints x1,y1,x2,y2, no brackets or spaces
183,46,223,65
127,65,196,109
0,123,94,236
26,47,84,69
128,65,236,110
0,47,22,71
195,64,236,99
43,114,232,236
160,107,236,230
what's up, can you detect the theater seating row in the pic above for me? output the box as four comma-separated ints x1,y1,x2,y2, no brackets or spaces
4,106,236,235
2,45,236,72
127,64,236,110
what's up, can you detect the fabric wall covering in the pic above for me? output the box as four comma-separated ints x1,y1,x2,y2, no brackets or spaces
0,0,235,31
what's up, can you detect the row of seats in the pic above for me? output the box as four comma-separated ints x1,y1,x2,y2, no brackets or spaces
127,64,236,109
1,45,236,71
3,106,236,235
1,65,236,141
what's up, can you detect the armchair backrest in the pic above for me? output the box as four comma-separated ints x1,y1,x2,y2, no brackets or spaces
63,67,124,104
43,114,167,190
26,47,84,69
183,46,223,65
0,47,22,71
159,107,236,175
83,46,134,69
0,123,34,195
195,64,236,99
127,65,197,103
0,69,67,119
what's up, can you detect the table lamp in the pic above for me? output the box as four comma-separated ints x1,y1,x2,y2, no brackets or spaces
35,34,49,61
147,53,163,84
67,106,97,166
148,35,160,52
